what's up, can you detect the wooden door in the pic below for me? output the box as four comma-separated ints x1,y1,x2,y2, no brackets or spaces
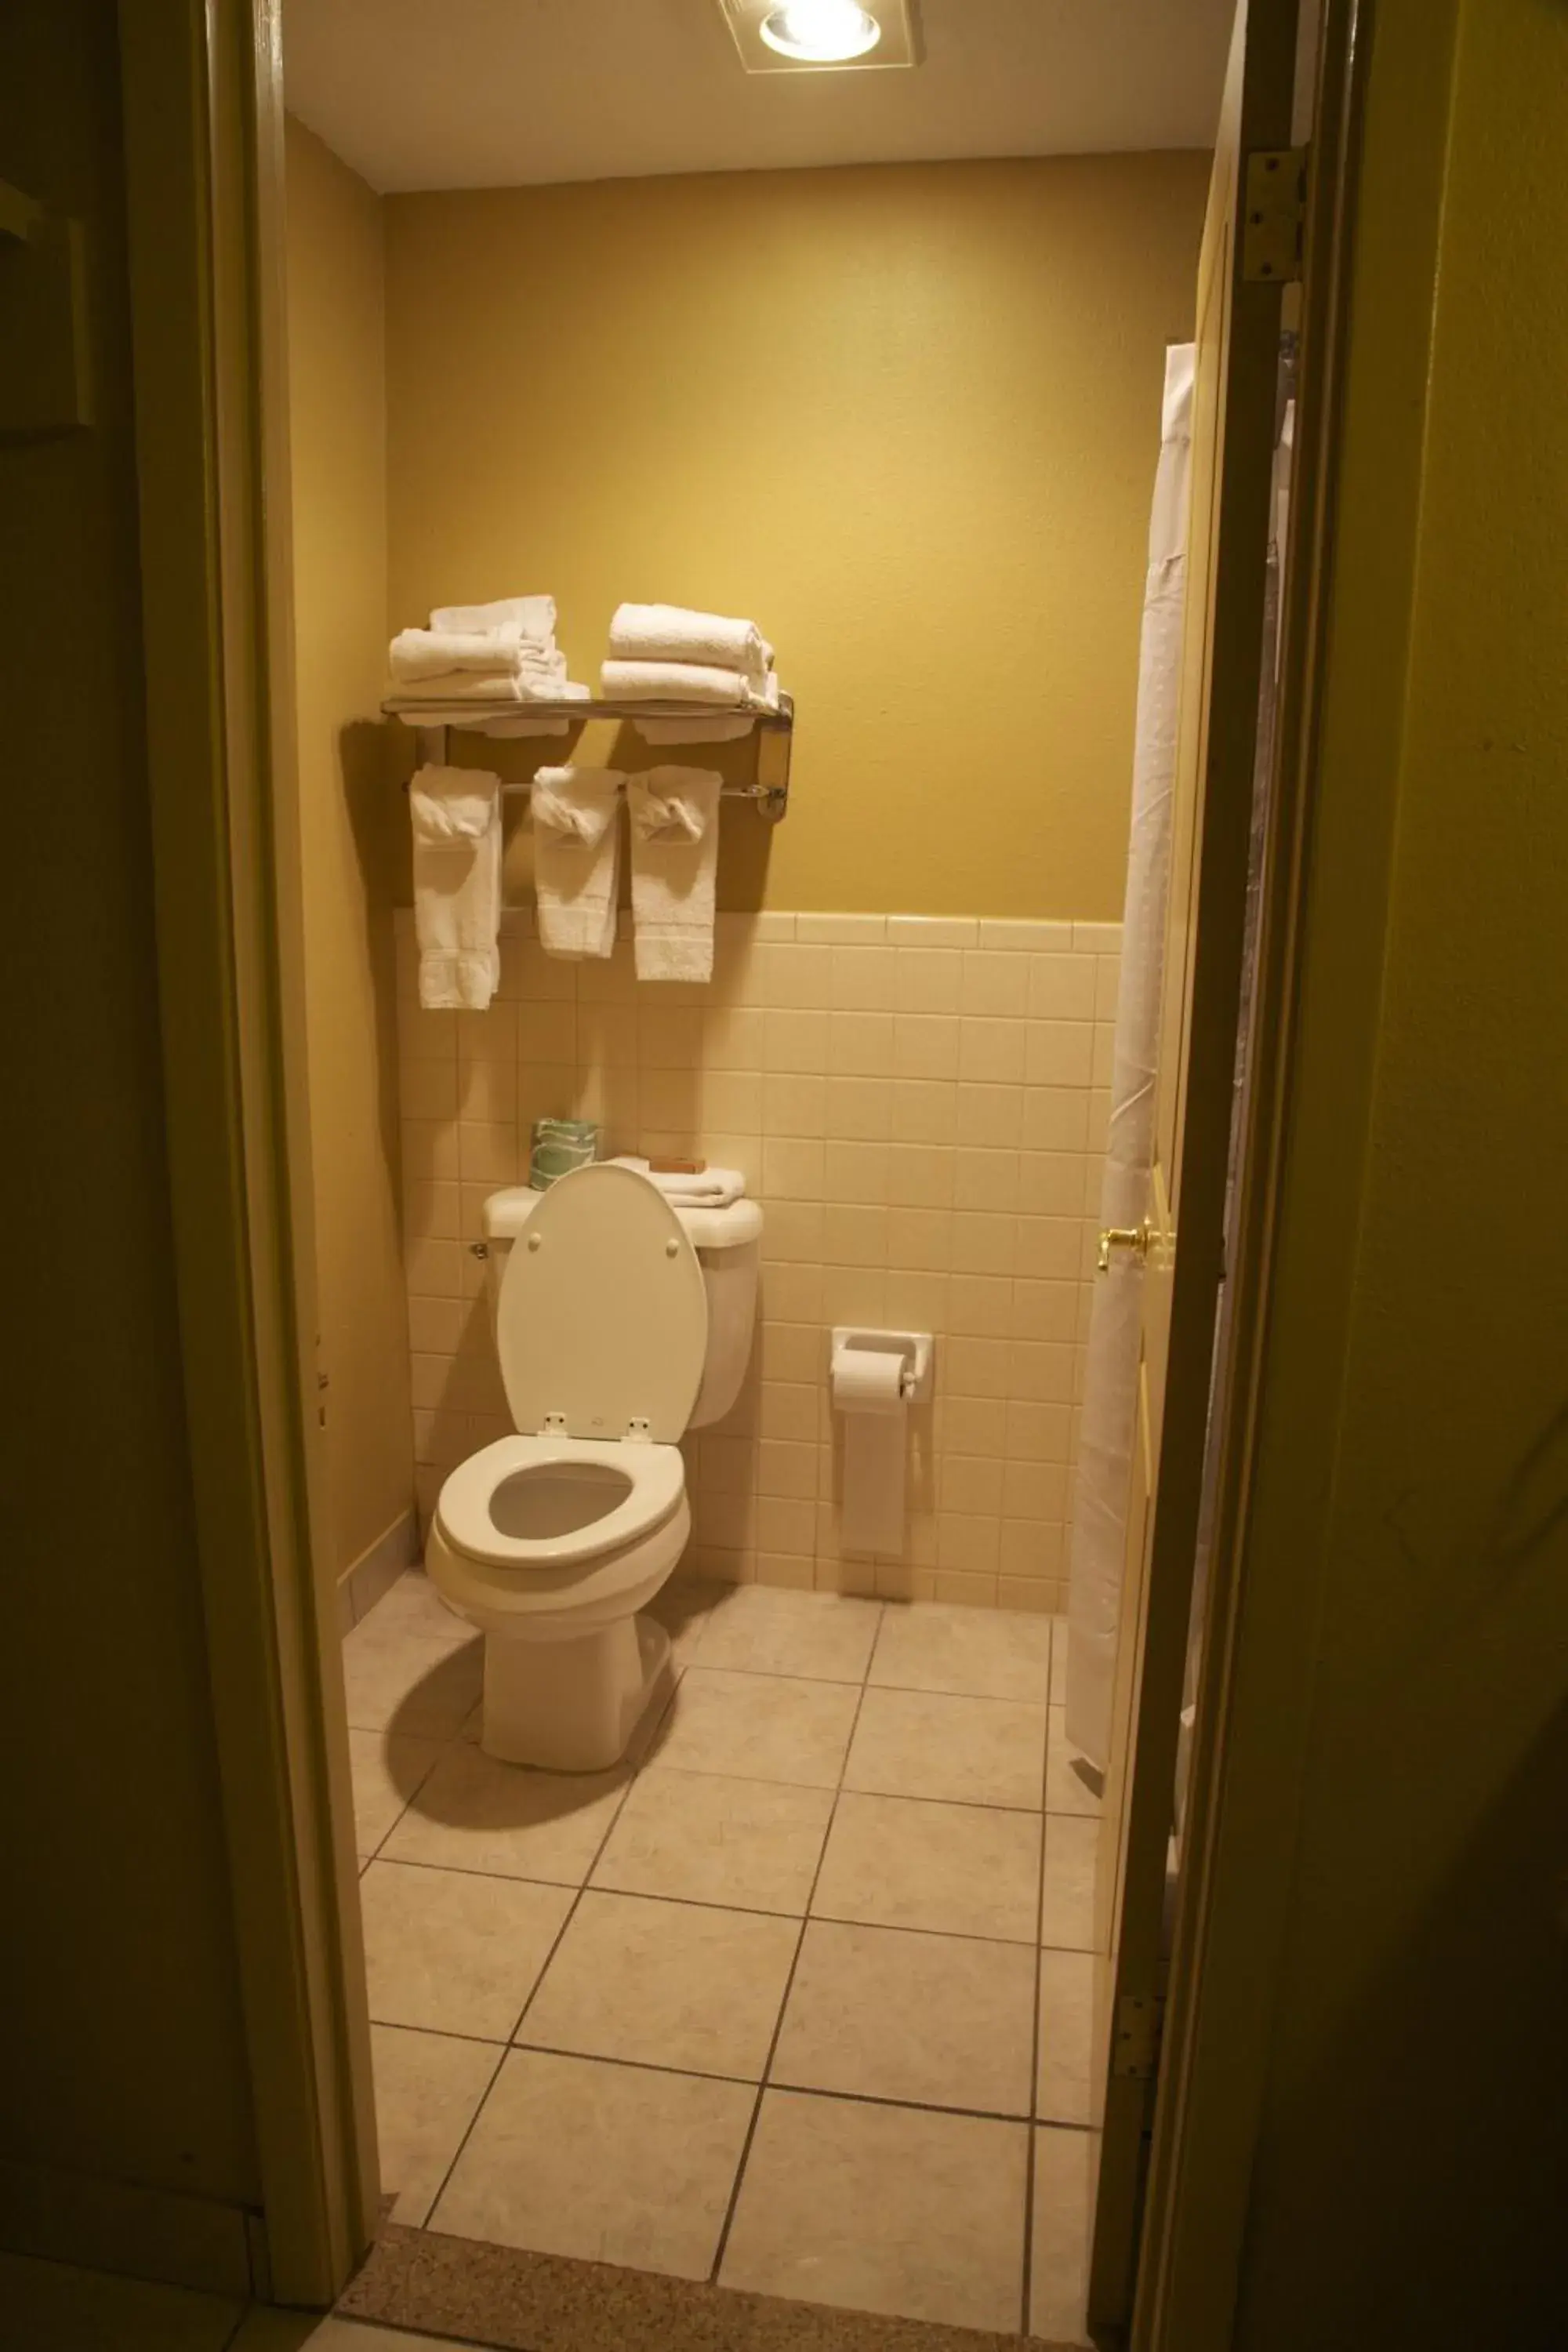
1084,0,1301,2336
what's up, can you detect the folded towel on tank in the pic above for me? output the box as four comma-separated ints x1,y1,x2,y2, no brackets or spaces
611,1156,746,1208
608,603,774,686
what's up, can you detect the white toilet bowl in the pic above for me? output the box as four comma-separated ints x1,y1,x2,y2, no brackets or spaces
428,1434,689,1769
425,1162,760,1771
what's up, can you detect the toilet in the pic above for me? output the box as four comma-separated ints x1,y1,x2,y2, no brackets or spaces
425,1160,761,1771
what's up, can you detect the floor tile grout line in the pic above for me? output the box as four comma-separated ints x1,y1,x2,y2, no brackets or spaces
707,1646,877,2285
361,1732,463,1871
412,1665,686,2232
351,1587,1098,2314
413,2036,511,2234
1020,1617,1056,2336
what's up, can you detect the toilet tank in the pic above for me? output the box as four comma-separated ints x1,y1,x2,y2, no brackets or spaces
481,1183,762,1432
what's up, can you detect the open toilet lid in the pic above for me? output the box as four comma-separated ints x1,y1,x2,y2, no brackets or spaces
495,1163,709,1443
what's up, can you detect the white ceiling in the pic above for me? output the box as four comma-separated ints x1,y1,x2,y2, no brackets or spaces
282,0,1233,194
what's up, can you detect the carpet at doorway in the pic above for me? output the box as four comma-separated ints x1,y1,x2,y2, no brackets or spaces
336,2223,1089,2350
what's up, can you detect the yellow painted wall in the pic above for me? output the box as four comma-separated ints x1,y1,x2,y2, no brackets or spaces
285,118,415,1586
1228,0,1568,2340
0,0,256,2229
383,156,1207,918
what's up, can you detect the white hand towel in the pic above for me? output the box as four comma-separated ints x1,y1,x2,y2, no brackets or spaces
611,1156,746,1208
430,593,557,641
409,765,502,1010
608,603,774,686
626,766,722,984
531,767,624,960
601,658,760,707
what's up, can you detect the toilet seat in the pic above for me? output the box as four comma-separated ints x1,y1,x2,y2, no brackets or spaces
435,1432,685,1572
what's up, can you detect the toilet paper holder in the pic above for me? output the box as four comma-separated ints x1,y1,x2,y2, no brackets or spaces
829,1327,935,1404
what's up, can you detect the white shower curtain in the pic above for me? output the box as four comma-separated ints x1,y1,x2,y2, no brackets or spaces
1064,343,1195,1773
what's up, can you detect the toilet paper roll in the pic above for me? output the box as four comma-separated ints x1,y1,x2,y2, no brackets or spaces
833,1348,909,1555
832,1347,906,1415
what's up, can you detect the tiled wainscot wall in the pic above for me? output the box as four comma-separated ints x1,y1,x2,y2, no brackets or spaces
395,911,1121,1612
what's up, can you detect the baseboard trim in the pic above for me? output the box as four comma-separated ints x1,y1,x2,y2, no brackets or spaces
0,2156,256,2299
336,1506,422,1636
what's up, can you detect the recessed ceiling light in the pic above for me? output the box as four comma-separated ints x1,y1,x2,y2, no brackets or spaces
759,1,882,64
717,0,917,76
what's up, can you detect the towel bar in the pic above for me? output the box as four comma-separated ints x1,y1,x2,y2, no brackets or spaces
386,693,793,822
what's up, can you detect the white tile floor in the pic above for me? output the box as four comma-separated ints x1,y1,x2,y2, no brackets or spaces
342,1576,1104,2343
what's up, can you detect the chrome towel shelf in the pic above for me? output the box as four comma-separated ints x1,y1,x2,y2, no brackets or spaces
385,692,793,822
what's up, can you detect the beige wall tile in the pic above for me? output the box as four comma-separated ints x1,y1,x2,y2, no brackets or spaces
397,909,1113,1613
827,1011,896,1076
953,1147,1020,1211
701,1070,763,1132
895,946,965,1013
762,1136,825,1200
830,945,899,1011
1027,954,1099,1021
884,1142,953,1207
956,1081,1024,1148
960,951,1031,1018
959,1017,1027,1086
824,1074,894,1141
887,916,978,949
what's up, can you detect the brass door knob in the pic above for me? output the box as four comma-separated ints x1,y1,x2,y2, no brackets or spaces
1098,1220,1153,1274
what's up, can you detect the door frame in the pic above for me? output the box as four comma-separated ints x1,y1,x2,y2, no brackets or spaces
117,0,377,2307
118,0,1405,2327
1131,1,1457,2343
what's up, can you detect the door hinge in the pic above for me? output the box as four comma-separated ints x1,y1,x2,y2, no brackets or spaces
1112,1992,1166,2080
1242,147,1308,283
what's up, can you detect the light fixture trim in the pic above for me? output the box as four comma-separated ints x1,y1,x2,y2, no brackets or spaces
758,1,884,64
717,0,917,78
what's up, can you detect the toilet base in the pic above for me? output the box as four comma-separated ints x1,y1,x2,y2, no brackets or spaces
480,1610,674,1773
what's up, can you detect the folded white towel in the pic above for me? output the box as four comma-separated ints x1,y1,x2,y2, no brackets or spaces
390,681,590,732
626,766,722,984
409,765,502,1009
608,603,774,687
386,662,570,708
633,713,758,746
430,593,557,641
390,626,534,683
531,767,624,960
611,1156,747,1208
601,658,764,708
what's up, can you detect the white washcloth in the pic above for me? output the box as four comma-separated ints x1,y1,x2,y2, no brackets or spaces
608,603,774,687
611,1156,746,1208
430,593,557,641
601,658,765,708
626,766,722,983
409,765,502,1009
530,767,624,960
